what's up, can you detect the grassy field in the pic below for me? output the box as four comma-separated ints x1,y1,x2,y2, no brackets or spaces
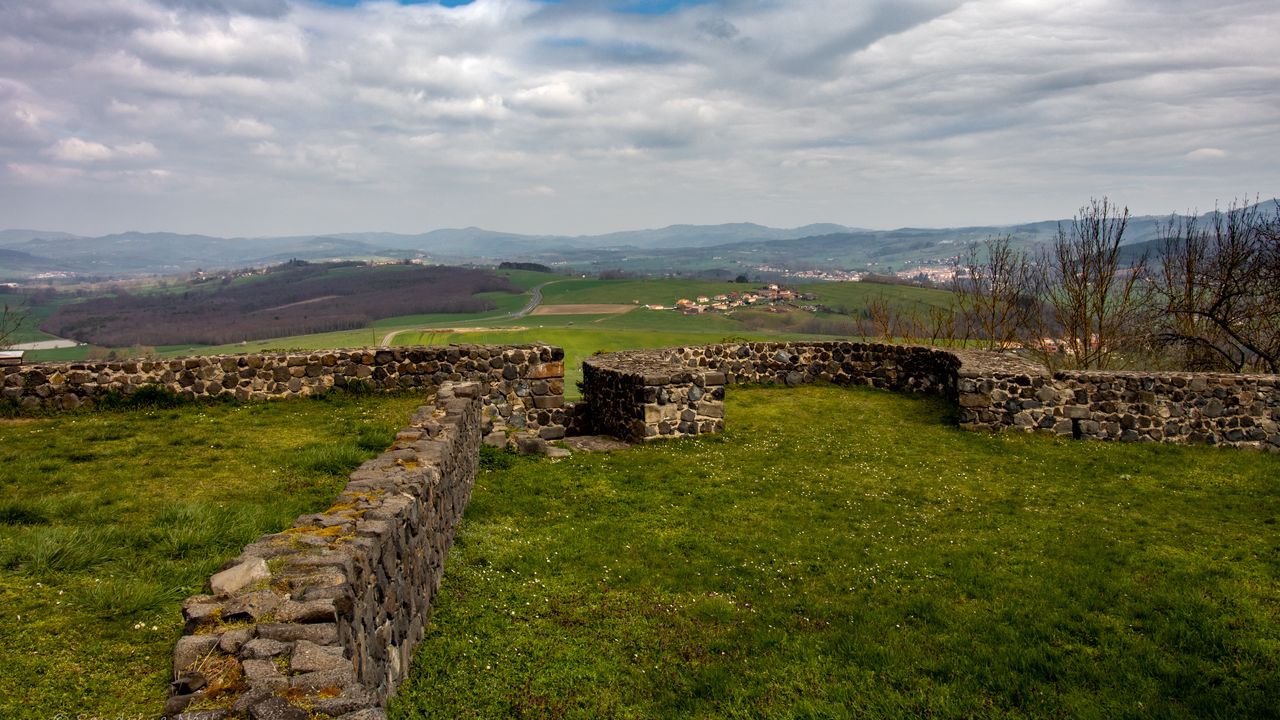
13,274,949,365
539,278,751,306
391,384,1280,719
803,280,955,313
0,390,427,717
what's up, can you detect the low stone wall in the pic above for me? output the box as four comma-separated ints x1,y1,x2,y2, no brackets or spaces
167,381,482,719
2,344,566,439
666,341,961,395
582,341,1279,451
581,351,726,442
955,355,1280,449
582,342,959,442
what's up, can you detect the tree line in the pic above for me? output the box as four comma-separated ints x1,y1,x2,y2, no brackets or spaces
855,197,1280,373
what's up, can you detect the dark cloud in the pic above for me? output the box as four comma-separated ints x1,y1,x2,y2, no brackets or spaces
157,0,291,17
696,17,739,40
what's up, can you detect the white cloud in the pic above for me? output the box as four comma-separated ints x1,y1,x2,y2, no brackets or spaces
1185,147,1227,160
46,137,159,163
47,138,116,163
131,14,307,75
225,117,275,138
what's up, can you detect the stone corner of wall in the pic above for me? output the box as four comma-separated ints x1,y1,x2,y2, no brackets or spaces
165,380,483,719
951,349,1050,380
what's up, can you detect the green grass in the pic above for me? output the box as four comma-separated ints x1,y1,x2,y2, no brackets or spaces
391,325,817,399
0,390,427,717
495,269,568,290
539,278,751,306
803,280,955,313
392,384,1280,719
4,293,74,346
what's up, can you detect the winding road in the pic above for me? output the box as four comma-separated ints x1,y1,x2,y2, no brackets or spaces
378,280,558,347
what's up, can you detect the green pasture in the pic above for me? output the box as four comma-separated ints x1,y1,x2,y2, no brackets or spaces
538,278,751,306
393,384,1280,719
0,390,426,717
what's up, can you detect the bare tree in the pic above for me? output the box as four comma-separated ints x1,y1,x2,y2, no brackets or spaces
1030,198,1150,370
902,300,962,348
862,295,898,343
953,235,1035,350
1151,198,1280,372
0,298,27,349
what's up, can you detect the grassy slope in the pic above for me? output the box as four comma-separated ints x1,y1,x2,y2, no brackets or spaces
0,391,426,717
4,293,75,346
392,385,1280,719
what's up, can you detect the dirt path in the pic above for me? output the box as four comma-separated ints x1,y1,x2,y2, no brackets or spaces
530,304,635,315
379,280,558,346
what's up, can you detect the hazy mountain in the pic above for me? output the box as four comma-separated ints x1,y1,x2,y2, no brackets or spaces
0,229,85,245
0,247,71,274
3,208,1261,280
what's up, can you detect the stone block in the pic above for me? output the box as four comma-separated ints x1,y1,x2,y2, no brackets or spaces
539,425,566,440
290,640,348,674
242,638,291,659
210,557,270,598
173,634,219,676
696,401,724,419
643,403,677,423
1062,405,1090,420
533,395,564,409
527,362,563,379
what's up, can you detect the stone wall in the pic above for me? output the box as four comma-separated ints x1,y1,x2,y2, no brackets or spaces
1,345,566,439
581,341,1279,451
954,354,1280,450
167,381,483,719
580,351,726,442
581,341,959,442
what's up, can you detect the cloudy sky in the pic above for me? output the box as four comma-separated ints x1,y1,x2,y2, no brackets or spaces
1,0,1277,237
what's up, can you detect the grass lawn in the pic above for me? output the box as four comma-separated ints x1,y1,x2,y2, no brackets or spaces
0,390,427,717
392,384,1280,719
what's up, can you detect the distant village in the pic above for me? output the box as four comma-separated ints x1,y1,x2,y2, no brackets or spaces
644,284,820,315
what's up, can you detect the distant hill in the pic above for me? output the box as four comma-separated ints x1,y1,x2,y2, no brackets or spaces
7,204,1268,280
0,247,70,273
0,229,85,245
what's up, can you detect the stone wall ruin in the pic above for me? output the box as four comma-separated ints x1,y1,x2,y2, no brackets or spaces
1,344,567,441
579,341,1279,451
167,381,482,719
7,339,1276,717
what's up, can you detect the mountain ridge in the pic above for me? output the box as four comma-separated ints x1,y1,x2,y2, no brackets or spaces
4,205,1270,279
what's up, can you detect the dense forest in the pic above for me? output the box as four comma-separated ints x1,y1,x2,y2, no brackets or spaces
43,262,519,346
